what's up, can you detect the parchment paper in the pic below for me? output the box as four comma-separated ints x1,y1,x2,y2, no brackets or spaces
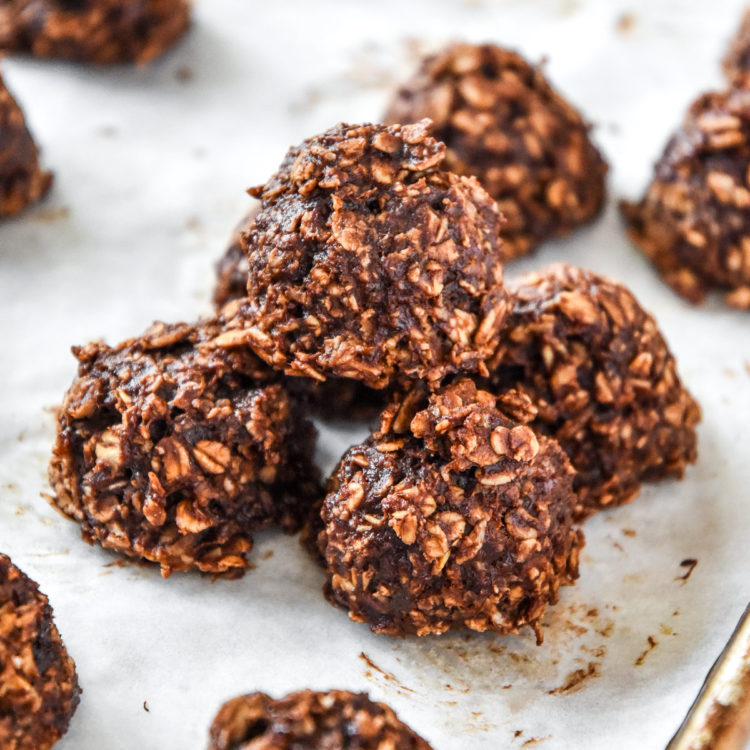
1,1,749,747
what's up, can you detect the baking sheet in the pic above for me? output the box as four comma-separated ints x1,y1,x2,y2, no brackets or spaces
1,1,750,747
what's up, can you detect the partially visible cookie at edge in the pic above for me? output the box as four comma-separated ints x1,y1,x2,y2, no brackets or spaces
621,89,750,309
0,554,80,750
0,0,190,64
0,72,52,217
208,689,433,750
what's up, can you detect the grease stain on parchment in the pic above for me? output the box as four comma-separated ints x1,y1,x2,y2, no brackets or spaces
356,599,619,740
547,662,601,695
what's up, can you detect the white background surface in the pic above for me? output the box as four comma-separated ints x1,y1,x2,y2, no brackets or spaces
1,1,750,748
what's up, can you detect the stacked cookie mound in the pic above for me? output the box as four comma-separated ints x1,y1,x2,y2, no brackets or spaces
482,264,701,520
223,119,510,387
318,379,582,643
199,117,695,642
46,116,699,649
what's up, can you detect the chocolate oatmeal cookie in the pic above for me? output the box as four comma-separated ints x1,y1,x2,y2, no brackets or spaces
385,43,607,260
0,0,190,64
724,8,750,89
208,689,433,750
226,120,510,389
48,318,321,578
0,73,51,217
621,89,750,309
0,554,80,750
483,264,700,519
316,379,582,642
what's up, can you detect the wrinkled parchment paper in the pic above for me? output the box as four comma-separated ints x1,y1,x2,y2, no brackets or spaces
1,1,749,747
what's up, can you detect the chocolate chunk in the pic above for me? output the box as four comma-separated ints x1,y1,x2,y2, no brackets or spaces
622,89,750,309
225,120,510,389
208,689,433,750
724,8,750,89
385,43,608,260
0,554,80,750
48,318,321,578
316,379,582,643
483,264,701,519
0,0,190,64
0,73,51,217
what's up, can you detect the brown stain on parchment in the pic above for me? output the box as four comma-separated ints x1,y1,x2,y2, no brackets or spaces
676,559,698,584
547,662,601,695
103,557,153,571
635,636,658,666
463,710,497,734
615,12,637,35
174,66,193,83
386,599,616,711
359,652,415,695
32,206,69,223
